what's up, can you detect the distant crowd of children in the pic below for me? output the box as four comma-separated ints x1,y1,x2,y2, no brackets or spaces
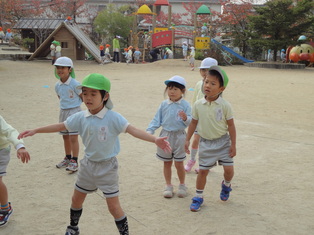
98,39,197,65
1,53,237,235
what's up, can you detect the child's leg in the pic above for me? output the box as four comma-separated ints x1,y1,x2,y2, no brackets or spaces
70,135,79,160
185,134,199,172
65,189,86,234
63,135,72,156
223,165,234,183
174,161,185,185
163,161,174,198
163,161,173,185
220,165,234,201
196,169,210,194
106,196,129,235
190,169,209,211
175,161,188,198
0,177,8,207
66,135,79,171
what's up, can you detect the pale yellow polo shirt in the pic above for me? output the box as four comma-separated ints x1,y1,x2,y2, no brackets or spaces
191,80,204,104
192,96,233,140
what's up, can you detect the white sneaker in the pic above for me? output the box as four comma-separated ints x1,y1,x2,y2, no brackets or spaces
177,184,187,198
56,158,70,168
163,185,174,198
66,160,78,172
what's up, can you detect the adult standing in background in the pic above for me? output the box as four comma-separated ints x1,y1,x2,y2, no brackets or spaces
113,35,121,63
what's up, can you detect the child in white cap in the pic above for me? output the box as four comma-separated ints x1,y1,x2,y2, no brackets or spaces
185,57,218,173
147,75,192,198
185,66,236,212
18,73,171,235
54,57,82,173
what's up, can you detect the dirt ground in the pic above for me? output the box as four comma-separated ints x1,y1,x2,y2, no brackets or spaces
0,59,313,235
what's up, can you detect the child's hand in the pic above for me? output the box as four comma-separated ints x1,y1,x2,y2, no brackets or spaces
178,111,187,121
17,148,30,163
184,140,190,154
229,145,236,158
18,130,36,139
155,136,172,154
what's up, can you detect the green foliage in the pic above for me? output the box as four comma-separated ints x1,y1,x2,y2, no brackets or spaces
93,4,134,46
195,49,205,60
22,37,34,48
248,0,314,61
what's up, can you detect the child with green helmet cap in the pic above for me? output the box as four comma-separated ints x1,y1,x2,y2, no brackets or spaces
18,73,171,235
185,66,237,212
54,56,82,173
185,57,218,174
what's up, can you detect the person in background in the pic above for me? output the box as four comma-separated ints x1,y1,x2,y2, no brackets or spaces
182,42,188,61
113,36,121,63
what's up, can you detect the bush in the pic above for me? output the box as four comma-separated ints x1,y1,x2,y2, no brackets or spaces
22,38,34,50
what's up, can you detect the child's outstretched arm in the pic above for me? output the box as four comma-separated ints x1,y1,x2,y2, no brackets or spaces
227,118,236,157
126,124,172,153
18,123,66,139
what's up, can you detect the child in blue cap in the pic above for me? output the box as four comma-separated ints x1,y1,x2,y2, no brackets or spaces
147,75,191,198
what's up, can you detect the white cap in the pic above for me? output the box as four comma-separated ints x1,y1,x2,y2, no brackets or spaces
54,57,73,68
164,75,186,87
199,57,218,69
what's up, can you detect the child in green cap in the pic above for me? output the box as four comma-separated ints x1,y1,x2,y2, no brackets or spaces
18,73,171,235
185,66,237,212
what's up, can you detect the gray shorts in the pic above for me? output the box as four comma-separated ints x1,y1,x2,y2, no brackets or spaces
59,107,81,135
75,157,119,198
0,146,11,177
198,134,233,170
156,129,186,162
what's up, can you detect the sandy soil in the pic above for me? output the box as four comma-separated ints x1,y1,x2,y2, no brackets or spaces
0,59,313,235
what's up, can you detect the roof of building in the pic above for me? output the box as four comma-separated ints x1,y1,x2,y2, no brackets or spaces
13,18,64,30
29,22,101,63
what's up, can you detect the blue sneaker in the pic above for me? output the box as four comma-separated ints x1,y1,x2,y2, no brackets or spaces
0,202,13,227
190,197,203,212
220,181,232,201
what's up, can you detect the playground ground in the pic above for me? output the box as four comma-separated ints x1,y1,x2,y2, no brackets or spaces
0,59,314,235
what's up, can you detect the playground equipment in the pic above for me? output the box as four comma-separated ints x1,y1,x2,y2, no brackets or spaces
288,36,314,65
211,39,254,64
194,5,211,50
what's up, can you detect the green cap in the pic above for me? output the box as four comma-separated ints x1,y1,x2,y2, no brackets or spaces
81,73,111,91
209,66,229,87
52,40,60,46
80,73,113,109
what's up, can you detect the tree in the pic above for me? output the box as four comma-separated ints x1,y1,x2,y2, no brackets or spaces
0,0,44,25
93,4,134,46
211,0,254,58
45,0,88,22
248,0,314,61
